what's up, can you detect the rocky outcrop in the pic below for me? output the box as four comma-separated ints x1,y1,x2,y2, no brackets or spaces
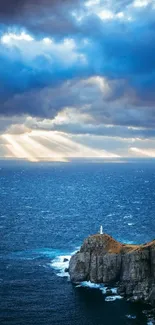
69,234,155,304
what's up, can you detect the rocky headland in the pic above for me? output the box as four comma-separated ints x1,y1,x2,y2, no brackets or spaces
69,233,155,304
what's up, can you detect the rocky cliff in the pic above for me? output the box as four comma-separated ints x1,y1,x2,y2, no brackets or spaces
69,233,155,304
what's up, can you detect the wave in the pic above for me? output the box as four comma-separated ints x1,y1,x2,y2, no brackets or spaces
50,248,79,277
50,251,124,303
128,222,134,226
0,248,68,261
126,314,136,319
111,288,118,294
124,214,133,219
105,296,123,302
50,255,70,277
75,281,122,301
76,281,104,289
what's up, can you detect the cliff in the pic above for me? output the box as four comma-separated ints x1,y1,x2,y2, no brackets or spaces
69,234,155,304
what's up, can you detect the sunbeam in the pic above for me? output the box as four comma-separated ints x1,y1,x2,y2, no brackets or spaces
34,131,120,158
2,134,38,162
2,131,120,162
130,147,155,157
22,134,68,161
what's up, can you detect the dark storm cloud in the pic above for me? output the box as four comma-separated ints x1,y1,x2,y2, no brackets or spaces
0,0,131,31
0,0,83,37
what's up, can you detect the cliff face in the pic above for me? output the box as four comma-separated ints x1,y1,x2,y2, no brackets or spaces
69,234,155,304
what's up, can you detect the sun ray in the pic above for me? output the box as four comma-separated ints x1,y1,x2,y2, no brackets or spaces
130,147,155,157
2,134,38,162
22,134,68,161
32,130,120,158
2,131,119,162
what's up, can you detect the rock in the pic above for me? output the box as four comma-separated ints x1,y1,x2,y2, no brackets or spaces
149,287,155,305
64,268,69,273
69,252,90,283
69,233,155,304
63,258,69,262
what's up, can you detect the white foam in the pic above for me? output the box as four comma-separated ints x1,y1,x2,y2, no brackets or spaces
147,321,154,325
105,295,123,302
76,281,102,289
51,255,70,277
111,288,117,294
76,282,119,298
124,215,133,219
126,314,136,319
107,213,115,217
51,252,123,302
117,205,125,208
50,248,79,277
128,222,134,226
100,287,108,294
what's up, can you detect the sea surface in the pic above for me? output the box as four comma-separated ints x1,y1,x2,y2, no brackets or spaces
0,161,155,325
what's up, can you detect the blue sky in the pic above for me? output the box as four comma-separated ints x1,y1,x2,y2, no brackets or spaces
0,0,155,161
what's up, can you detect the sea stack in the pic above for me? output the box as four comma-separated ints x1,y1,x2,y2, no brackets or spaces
69,233,155,304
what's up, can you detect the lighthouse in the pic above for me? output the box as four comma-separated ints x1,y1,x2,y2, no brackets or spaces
100,225,103,235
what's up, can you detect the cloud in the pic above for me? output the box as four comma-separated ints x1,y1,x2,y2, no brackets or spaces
0,0,83,38
1,75,155,135
18,77,155,130
0,34,88,117
0,0,155,155
25,113,155,139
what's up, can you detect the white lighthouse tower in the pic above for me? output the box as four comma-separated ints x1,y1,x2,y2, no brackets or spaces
100,225,103,235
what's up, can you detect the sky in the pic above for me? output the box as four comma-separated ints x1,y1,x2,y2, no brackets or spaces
0,0,155,161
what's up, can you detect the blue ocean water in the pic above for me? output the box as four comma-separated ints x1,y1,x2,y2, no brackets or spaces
0,161,155,325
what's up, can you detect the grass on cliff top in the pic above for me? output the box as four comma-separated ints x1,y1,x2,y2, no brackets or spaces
84,234,155,254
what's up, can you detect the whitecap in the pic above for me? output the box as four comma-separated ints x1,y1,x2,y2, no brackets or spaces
111,288,117,294
124,215,133,219
128,222,134,226
105,295,123,302
50,249,78,277
126,314,136,319
100,287,108,294
76,281,102,289
76,283,119,298
41,210,50,213
117,205,125,209
51,255,70,275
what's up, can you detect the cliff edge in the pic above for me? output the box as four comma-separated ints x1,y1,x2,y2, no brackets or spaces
69,234,155,304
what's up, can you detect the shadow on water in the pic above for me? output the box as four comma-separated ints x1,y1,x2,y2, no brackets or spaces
74,285,150,325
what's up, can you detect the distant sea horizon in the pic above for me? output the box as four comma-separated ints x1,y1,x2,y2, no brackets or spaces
1,156,155,164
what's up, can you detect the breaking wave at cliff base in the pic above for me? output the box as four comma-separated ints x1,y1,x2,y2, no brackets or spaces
50,254,124,301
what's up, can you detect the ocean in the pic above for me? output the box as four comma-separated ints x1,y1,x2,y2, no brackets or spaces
0,161,155,325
